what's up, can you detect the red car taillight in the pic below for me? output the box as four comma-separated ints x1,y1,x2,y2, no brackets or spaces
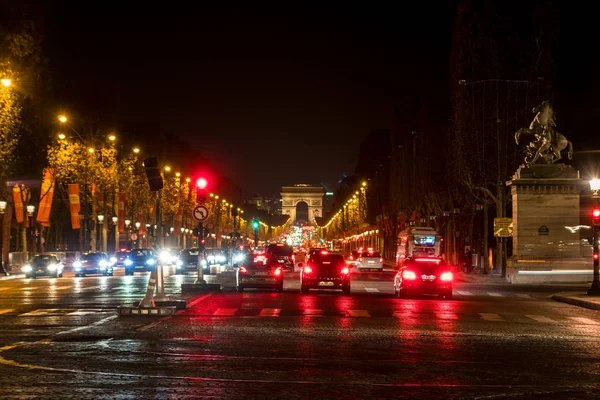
303,266,312,274
291,254,295,263
239,266,247,274
440,272,453,281
349,255,353,260
402,270,417,280
341,267,349,275
379,258,383,263
358,258,362,262
274,267,282,276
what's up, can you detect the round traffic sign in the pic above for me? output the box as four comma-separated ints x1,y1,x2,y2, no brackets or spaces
193,205,209,222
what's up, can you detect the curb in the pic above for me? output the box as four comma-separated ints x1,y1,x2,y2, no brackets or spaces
117,306,176,316
0,273,25,281
551,294,600,311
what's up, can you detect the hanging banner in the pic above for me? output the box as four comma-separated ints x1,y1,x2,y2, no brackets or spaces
12,186,26,223
118,192,125,233
68,184,81,229
139,209,147,235
37,169,55,227
174,208,183,233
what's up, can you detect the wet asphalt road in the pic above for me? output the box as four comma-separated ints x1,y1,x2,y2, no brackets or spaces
0,267,598,399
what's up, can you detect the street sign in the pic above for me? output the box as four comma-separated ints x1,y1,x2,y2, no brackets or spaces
131,233,138,241
494,218,513,237
193,205,209,222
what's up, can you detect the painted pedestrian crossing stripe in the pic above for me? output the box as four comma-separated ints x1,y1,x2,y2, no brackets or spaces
478,313,504,321
364,288,380,293
19,308,110,317
347,309,370,317
487,293,503,297
213,308,238,316
569,317,599,325
456,291,473,296
526,315,557,324
0,309,15,315
259,308,281,317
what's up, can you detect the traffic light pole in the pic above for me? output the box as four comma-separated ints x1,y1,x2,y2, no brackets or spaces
195,221,206,284
588,227,600,295
154,190,170,302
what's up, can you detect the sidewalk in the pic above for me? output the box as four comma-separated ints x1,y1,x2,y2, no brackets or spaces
551,292,600,311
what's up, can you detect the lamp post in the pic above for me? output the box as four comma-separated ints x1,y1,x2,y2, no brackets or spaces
588,179,600,295
112,216,118,254
26,205,35,259
0,201,7,275
180,227,185,249
97,215,104,253
125,219,131,249
135,222,141,247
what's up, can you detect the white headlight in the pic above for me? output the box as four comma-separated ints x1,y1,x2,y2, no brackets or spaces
47,264,57,271
207,256,215,262
217,256,226,263
73,261,82,268
159,251,170,262
22,265,32,273
124,259,133,266
146,259,156,265
200,259,207,266
99,260,108,268
234,254,244,262
110,257,117,265
176,260,183,266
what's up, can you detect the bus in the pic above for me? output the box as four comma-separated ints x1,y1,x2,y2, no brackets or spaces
396,227,441,266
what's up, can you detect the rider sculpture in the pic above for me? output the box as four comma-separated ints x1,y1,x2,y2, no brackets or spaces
515,101,573,165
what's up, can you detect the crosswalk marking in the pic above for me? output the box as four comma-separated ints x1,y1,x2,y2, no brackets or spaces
516,294,532,298
302,309,324,315
488,292,503,297
0,309,14,315
259,308,281,317
213,308,237,316
526,315,556,323
19,308,109,317
569,317,599,325
456,291,473,296
479,313,504,321
19,309,60,316
436,313,458,320
364,288,379,293
347,310,370,317
67,309,105,316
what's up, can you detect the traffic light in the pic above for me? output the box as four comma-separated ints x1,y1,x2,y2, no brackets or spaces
143,157,164,191
593,207,600,227
196,176,209,202
252,220,260,230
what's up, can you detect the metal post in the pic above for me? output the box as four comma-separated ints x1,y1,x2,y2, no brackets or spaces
195,222,206,284
154,190,169,301
0,211,6,275
588,228,600,295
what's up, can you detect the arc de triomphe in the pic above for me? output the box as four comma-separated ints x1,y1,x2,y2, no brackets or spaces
280,184,324,223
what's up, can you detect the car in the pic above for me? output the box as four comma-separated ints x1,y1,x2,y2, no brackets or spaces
393,257,453,299
175,248,202,274
300,250,351,295
345,249,361,268
22,254,64,279
158,248,179,266
232,247,252,267
356,249,384,272
266,243,294,270
306,248,327,262
123,248,157,275
73,252,113,277
205,248,227,266
236,254,284,292
112,250,130,267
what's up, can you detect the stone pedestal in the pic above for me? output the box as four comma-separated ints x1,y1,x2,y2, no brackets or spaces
507,164,592,283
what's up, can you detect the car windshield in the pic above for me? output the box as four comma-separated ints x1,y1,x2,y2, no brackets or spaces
362,252,381,257
82,254,105,260
249,255,279,267
267,244,293,256
32,256,57,265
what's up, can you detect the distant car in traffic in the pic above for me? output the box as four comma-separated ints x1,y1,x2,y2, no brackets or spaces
236,254,283,292
232,247,252,267
300,250,350,295
393,257,453,299
205,248,227,266
74,252,114,277
175,248,202,274
112,250,130,268
356,250,384,272
22,254,64,279
266,243,294,270
124,248,157,275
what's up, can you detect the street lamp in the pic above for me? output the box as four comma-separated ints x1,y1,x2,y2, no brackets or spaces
26,205,35,258
133,147,140,154
589,178,600,295
0,201,7,275
135,222,141,229
58,133,66,140
57,115,67,123
1,78,11,88
97,215,104,252
108,134,116,142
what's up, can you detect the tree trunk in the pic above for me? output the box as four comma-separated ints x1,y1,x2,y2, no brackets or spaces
483,202,489,273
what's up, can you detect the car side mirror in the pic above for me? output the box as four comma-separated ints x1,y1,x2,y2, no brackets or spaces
297,263,303,268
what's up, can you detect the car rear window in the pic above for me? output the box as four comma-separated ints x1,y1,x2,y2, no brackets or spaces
267,244,293,257
361,252,381,257
405,258,446,270
250,255,278,267
311,254,345,265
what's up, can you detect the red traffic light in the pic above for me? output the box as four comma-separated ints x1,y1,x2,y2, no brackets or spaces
196,178,208,190
594,253,599,260
593,208,600,218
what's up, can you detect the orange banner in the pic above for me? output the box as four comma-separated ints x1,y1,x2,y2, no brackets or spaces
37,169,55,227
68,184,81,229
12,186,25,224
118,193,125,233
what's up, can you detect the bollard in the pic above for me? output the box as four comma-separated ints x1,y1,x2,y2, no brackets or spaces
153,262,170,302
139,269,158,308
195,255,206,284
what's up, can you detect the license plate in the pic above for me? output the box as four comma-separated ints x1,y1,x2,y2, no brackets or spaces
277,260,285,263
422,275,436,281
367,261,375,264
254,272,269,276
318,281,334,286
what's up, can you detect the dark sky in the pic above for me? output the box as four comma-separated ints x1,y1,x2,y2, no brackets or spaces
42,3,457,196
40,2,598,196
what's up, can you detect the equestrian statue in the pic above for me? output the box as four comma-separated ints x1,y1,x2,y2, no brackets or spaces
515,101,573,165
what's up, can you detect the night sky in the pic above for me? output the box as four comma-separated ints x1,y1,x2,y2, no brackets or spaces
41,2,598,195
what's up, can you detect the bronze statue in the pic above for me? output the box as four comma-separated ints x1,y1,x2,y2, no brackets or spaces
515,101,573,165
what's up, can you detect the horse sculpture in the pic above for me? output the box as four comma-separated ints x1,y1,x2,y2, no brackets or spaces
515,101,573,165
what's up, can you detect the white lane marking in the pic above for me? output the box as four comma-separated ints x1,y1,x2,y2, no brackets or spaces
436,313,458,320
479,313,504,321
56,315,118,336
80,285,102,291
526,315,557,324
488,293,503,297
347,309,370,317
186,292,214,308
67,309,106,316
19,309,61,317
259,308,281,317
302,309,324,315
213,308,237,316
0,309,15,315
456,291,473,296
364,288,379,293
569,317,599,325
516,294,532,299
